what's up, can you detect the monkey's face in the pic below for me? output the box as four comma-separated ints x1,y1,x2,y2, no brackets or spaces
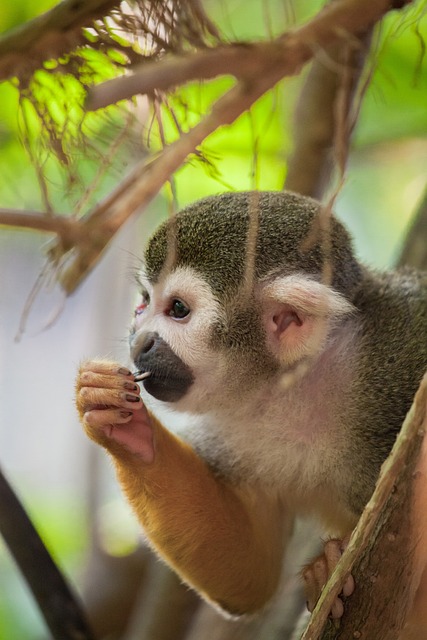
130,192,359,414
129,266,229,411
129,263,354,415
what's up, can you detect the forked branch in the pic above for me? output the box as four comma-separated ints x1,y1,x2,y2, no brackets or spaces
0,0,414,294
58,0,410,293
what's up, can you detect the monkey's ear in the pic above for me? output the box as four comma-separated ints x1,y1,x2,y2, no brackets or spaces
260,275,354,365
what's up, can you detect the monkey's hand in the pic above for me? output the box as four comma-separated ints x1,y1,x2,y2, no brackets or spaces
76,360,154,463
75,359,289,616
302,538,354,619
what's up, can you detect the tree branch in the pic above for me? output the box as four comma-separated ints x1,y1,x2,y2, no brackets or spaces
88,0,398,112
59,70,287,293
0,0,120,81
86,42,293,111
0,466,96,640
58,0,407,293
397,184,427,270
284,32,371,199
0,0,413,295
0,0,219,83
0,208,81,245
301,373,427,640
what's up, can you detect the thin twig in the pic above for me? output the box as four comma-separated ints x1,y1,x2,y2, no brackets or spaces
88,0,398,112
1,0,412,296
0,208,81,243
59,69,289,293
0,0,120,81
86,42,305,111
59,0,407,294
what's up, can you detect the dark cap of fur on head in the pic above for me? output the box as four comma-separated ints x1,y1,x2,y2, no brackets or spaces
144,191,363,299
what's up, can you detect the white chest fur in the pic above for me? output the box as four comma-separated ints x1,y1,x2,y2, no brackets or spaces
182,330,360,533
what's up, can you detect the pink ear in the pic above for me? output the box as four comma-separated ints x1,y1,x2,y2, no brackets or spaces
265,301,323,365
261,275,353,365
269,306,302,338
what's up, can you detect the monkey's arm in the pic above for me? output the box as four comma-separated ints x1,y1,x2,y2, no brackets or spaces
76,360,288,615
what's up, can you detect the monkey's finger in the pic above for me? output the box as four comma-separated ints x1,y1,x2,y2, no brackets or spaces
323,539,343,574
84,408,134,427
77,386,142,413
303,561,344,618
78,370,140,393
330,597,344,619
302,561,325,612
323,539,354,615
83,407,155,462
78,360,133,378
302,549,349,619
312,555,327,587
342,573,355,597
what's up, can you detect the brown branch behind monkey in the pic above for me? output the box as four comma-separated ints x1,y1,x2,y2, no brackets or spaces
398,185,427,272
302,375,427,639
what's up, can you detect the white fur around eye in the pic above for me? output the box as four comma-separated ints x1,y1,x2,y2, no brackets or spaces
130,266,228,415
133,266,221,369
161,268,217,313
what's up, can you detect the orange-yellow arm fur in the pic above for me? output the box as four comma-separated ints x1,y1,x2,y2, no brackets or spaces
76,360,287,615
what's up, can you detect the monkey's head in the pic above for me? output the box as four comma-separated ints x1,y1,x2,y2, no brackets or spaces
130,191,361,413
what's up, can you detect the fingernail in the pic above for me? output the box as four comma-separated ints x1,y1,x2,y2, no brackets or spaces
126,394,140,403
118,367,131,376
120,410,133,418
124,381,138,391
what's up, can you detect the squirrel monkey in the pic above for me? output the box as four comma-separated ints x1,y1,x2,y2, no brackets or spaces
76,191,427,623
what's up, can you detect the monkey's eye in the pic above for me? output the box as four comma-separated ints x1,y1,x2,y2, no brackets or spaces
169,299,190,320
135,291,150,316
135,303,147,316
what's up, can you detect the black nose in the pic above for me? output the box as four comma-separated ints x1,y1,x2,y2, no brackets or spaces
131,331,195,403
138,331,158,354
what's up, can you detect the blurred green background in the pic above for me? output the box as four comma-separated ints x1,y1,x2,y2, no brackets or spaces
0,0,426,637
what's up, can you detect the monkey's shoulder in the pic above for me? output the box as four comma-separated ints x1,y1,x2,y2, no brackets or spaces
348,267,427,474
353,267,427,376
354,267,427,326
